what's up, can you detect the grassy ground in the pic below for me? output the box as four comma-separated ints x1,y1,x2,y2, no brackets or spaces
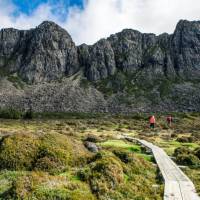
0,117,163,200
0,113,199,198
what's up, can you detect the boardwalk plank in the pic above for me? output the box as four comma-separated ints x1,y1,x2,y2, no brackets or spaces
123,136,200,200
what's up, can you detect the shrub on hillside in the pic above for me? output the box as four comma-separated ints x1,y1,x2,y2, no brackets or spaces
113,149,133,163
0,133,40,170
174,147,200,166
176,154,200,166
78,150,163,200
89,156,124,196
194,148,200,160
176,136,195,143
0,108,23,119
174,147,192,157
79,152,124,197
5,171,96,200
23,109,34,119
0,132,90,174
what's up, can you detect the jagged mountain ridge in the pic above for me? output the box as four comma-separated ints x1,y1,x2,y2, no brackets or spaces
0,20,200,113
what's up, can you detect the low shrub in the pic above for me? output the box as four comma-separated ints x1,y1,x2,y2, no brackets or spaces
0,133,40,170
113,149,133,163
194,148,200,160
6,171,96,200
0,108,23,119
176,136,195,143
174,147,200,166
176,154,200,166
0,132,90,174
174,147,192,157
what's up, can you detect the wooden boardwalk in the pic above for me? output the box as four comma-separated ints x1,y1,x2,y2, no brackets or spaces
123,136,200,200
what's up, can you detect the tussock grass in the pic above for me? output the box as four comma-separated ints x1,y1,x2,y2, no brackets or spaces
0,113,199,199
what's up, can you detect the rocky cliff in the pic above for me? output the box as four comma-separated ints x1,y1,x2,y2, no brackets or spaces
0,20,200,113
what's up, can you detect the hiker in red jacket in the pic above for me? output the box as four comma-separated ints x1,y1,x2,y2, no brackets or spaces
149,115,156,129
167,115,173,126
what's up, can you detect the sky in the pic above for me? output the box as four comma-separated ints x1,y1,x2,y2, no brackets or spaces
0,0,200,45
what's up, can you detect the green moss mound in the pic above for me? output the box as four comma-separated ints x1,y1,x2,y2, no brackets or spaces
2,171,96,200
89,152,124,196
79,151,163,200
194,147,200,160
0,133,40,170
0,133,90,174
34,133,89,174
174,147,200,166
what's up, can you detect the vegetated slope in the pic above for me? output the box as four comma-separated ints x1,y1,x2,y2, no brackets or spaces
0,127,163,200
0,20,200,113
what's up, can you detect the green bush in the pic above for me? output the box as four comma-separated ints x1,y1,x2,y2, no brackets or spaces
23,109,34,119
0,108,23,119
194,148,200,160
5,171,96,200
176,154,200,166
88,154,124,196
113,150,133,163
176,136,195,143
174,147,192,157
0,132,90,174
0,133,40,170
174,147,200,166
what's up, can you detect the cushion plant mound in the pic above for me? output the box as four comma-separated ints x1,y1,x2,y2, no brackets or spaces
176,154,200,166
79,151,124,197
174,147,200,166
173,147,192,157
0,132,90,174
194,147,200,160
0,133,40,170
90,154,124,192
176,136,195,143
113,149,134,163
7,171,96,200
78,150,163,200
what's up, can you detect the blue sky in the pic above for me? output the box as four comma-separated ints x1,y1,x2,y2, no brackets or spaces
12,0,83,15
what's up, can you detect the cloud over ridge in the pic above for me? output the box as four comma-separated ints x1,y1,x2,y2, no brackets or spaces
0,0,200,45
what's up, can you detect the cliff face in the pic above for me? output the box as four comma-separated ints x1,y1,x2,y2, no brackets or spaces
0,20,200,113
0,21,79,83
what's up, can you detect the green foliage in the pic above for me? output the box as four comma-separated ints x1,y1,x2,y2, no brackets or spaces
7,75,25,89
0,108,35,120
113,149,134,163
159,79,172,98
80,78,91,89
80,152,124,198
176,136,195,143
34,133,73,174
2,171,96,200
0,133,40,170
0,66,9,77
0,108,23,119
34,112,105,119
176,154,200,166
174,147,200,166
194,148,200,160
79,150,163,200
0,132,90,174
23,110,34,119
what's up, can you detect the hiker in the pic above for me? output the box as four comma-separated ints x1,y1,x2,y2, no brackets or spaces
149,115,156,129
166,115,173,126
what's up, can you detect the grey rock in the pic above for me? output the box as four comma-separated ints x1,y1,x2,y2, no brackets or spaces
78,39,116,81
0,20,200,113
84,141,99,153
0,21,79,83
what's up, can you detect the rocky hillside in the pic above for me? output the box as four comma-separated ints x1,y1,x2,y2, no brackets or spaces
0,20,200,113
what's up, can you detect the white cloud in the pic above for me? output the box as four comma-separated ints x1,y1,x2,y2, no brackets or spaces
0,0,200,45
